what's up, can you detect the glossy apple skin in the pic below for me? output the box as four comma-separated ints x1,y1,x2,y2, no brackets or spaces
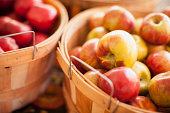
98,67,140,102
69,46,86,74
86,26,108,41
140,13,170,45
14,0,42,18
0,37,19,52
96,30,137,70
149,71,170,107
89,12,104,29
133,18,143,35
146,50,170,76
84,69,106,86
80,38,102,70
130,96,157,111
30,32,48,46
148,44,166,54
132,61,151,95
132,35,148,61
103,6,135,33
162,6,170,17
26,3,58,33
0,16,33,47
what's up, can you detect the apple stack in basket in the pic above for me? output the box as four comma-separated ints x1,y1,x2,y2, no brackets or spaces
68,6,170,112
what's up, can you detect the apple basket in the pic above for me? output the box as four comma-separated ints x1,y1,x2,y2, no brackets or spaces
56,6,163,113
0,0,68,112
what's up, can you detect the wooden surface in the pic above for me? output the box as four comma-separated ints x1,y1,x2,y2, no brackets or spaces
57,6,161,113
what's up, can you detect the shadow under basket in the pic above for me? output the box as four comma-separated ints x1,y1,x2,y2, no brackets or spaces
57,6,161,113
0,0,68,112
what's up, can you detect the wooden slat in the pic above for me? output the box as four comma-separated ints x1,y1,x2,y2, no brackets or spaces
70,80,77,105
92,102,105,113
11,63,29,90
76,87,92,113
0,101,12,113
0,67,11,92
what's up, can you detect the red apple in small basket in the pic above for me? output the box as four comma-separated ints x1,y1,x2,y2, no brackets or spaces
80,38,102,70
103,6,135,33
0,37,19,52
98,67,140,102
130,96,157,112
69,46,86,74
140,13,170,45
14,0,42,18
30,32,48,46
146,50,170,76
26,3,58,33
96,30,137,70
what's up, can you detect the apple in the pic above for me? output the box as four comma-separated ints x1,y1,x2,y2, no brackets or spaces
14,0,42,18
96,30,137,70
140,13,170,45
98,67,140,102
130,96,157,111
148,43,166,54
30,32,48,45
84,69,106,86
26,3,58,33
166,42,170,52
162,6,170,17
149,71,170,107
6,12,23,21
0,37,19,52
89,12,105,29
0,0,14,15
103,6,135,33
80,38,102,70
0,47,4,53
69,46,86,74
0,16,33,47
86,26,108,41
146,50,170,76
132,61,151,95
132,34,148,61
133,18,143,35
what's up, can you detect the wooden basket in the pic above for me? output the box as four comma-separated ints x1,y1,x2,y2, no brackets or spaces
56,6,160,113
59,0,160,17
0,0,68,112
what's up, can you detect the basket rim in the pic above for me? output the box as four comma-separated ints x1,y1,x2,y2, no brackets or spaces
0,0,68,67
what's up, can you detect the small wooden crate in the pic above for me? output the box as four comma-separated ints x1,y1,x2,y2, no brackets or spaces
57,6,160,113
0,0,68,112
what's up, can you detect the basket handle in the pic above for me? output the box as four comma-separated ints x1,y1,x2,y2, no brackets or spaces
68,55,119,113
0,31,38,59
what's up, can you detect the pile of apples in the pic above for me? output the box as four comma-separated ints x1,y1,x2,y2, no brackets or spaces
69,6,170,112
0,0,58,53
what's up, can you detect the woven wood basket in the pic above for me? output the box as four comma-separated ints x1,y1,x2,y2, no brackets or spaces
0,0,68,112
59,0,159,17
56,6,161,113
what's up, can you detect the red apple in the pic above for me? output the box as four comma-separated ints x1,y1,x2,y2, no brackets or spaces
6,12,23,21
130,96,157,111
0,0,14,15
26,3,58,33
140,13,170,45
0,37,19,52
103,6,135,33
162,6,170,17
89,12,105,29
98,67,140,102
146,50,170,76
14,0,42,18
96,30,137,70
30,32,48,45
80,38,102,70
84,69,106,86
148,43,166,54
0,47,4,53
0,16,33,47
69,46,86,74
149,71,170,107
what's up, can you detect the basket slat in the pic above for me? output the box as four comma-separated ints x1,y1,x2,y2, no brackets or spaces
0,68,11,92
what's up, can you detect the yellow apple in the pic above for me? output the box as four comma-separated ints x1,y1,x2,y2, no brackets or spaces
132,61,151,95
133,18,143,35
132,34,148,61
